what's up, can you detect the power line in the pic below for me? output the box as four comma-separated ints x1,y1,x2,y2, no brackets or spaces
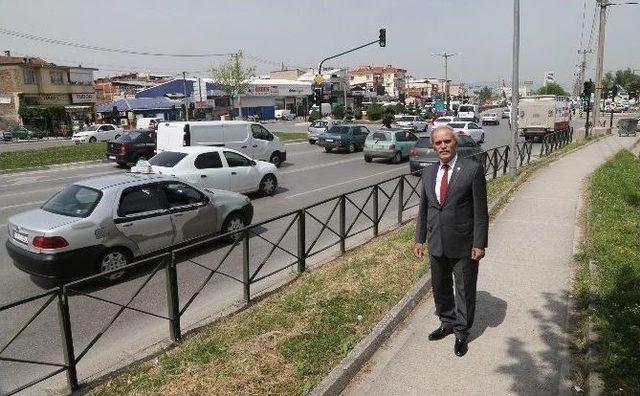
0,26,233,58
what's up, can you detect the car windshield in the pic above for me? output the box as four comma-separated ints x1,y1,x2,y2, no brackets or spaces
82,125,99,131
41,185,101,218
435,117,451,123
398,116,416,122
116,132,140,142
486,113,497,117
416,136,432,148
311,121,326,127
328,126,350,134
367,132,390,141
149,151,188,167
448,123,466,128
459,106,474,112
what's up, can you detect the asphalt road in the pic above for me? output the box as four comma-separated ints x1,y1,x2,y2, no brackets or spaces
0,112,594,393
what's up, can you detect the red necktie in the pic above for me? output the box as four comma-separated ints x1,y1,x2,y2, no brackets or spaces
440,164,449,204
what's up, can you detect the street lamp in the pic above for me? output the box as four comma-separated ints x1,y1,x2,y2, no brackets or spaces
432,52,460,111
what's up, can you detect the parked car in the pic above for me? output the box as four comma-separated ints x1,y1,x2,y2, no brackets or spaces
156,121,286,167
307,119,343,144
409,133,483,173
136,117,164,130
72,124,123,143
1,129,12,141
394,115,428,132
363,129,418,164
481,113,500,125
7,125,45,140
432,116,459,128
275,109,295,121
106,129,157,168
6,173,253,282
317,124,370,153
501,108,511,119
148,146,278,196
447,121,485,143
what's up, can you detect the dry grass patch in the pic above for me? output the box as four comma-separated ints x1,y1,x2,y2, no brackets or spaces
90,225,424,396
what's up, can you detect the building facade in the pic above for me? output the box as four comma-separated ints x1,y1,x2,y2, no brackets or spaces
0,54,97,133
349,65,407,98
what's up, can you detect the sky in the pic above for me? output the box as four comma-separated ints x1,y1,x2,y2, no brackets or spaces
0,0,638,90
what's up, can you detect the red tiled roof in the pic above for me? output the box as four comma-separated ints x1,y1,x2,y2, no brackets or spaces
0,56,49,66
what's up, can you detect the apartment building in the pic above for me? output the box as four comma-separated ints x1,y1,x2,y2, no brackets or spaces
348,65,407,98
0,52,97,133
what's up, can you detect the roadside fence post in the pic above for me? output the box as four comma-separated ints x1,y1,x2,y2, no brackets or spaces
339,195,346,254
492,150,499,179
57,287,78,392
503,146,509,175
242,229,251,303
372,185,379,237
540,137,545,157
397,176,404,225
297,209,306,273
165,252,181,342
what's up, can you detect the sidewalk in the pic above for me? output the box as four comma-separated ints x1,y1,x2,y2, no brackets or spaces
343,134,640,396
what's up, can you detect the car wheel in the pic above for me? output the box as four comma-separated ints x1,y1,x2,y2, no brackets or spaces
89,136,97,143
392,151,402,164
222,212,247,243
116,161,128,168
348,143,356,153
114,134,121,140
325,147,332,153
309,139,315,144
269,152,282,167
99,248,130,282
259,174,277,196
364,155,372,162
480,133,485,143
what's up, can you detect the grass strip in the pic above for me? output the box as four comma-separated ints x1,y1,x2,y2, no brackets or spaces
576,150,640,394
0,142,107,170
87,139,594,396
275,132,308,141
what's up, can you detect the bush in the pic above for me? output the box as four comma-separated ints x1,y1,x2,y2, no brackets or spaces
383,105,396,116
344,107,354,122
332,105,345,119
354,109,363,120
422,108,433,120
366,103,384,121
394,103,406,115
308,110,320,123
382,114,394,128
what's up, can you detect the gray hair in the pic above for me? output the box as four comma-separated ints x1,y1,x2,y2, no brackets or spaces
430,124,456,141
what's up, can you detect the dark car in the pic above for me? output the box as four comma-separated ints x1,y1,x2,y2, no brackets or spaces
7,125,46,140
409,134,483,174
106,129,156,168
317,125,370,153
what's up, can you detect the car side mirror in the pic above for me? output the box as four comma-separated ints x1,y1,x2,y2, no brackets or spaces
250,160,257,166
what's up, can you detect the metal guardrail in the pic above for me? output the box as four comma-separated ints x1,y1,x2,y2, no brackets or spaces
539,128,574,157
0,135,569,394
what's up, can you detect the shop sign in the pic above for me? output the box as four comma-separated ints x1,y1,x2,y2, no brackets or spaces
72,93,97,103
0,95,11,104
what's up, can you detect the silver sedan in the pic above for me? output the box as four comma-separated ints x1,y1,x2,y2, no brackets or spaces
6,173,253,282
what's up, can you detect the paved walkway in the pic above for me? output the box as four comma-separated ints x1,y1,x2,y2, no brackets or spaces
343,135,640,396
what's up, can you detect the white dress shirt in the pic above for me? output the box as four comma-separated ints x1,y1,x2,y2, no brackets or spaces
435,154,458,203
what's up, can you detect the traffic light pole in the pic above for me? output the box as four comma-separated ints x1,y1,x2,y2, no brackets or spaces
317,39,381,77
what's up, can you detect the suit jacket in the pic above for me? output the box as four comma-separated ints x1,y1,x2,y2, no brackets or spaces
415,157,488,258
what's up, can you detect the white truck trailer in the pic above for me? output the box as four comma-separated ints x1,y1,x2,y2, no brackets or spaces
518,95,571,141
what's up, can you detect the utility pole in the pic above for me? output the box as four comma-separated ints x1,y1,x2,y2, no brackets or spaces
593,0,608,130
432,52,460,112
575,49,593,96
182,71,189,121
509,0,520,175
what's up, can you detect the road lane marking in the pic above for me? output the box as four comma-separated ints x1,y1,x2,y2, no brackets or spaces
280,157,363,175
285,168,405,199
0,162,114,179
6,170,122,186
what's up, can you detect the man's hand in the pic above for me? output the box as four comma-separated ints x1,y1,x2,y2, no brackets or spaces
413,243,425,259
471,247,485,261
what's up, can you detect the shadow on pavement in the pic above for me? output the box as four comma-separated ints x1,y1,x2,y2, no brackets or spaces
468,290,507,343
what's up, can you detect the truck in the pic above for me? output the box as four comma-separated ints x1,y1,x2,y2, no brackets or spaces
518,95,570,141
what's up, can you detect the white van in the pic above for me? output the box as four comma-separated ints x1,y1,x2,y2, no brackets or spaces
457,104,480,122
156,121,287,167
136,117,164,130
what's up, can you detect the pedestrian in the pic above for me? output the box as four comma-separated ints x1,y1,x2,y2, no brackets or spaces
412,125,488,357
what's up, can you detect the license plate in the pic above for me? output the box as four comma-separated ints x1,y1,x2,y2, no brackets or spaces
13,232,28,244
108,155,116,160
326,139,334,142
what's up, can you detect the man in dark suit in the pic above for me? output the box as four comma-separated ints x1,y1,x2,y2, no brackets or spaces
413,125,488,357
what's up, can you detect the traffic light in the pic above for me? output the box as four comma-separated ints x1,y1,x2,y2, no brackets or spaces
313,86,323,106
379,28,386,47
583,80,593,96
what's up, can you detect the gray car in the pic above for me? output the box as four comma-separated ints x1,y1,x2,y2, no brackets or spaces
307,119,343,144
6,173,253,282
409,133,483,173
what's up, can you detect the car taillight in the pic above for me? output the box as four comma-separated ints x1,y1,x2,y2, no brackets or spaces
120,143,130,154
33,236,68,249
409,147,418,156
389,144,396,151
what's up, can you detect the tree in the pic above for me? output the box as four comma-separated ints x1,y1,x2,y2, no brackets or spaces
212,52,255,119
475,86,492,104
332,104,345,119
344,107,354,122
536,82,568,96
366,103,384,121
602,69,640,98
308,110,320,122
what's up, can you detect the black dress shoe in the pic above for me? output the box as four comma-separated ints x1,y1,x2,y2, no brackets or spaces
428,326,454,341
454,337,468,357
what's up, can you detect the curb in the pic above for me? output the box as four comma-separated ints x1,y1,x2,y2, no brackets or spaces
0,159,110,175
310,135,615,396
309,274,432,396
